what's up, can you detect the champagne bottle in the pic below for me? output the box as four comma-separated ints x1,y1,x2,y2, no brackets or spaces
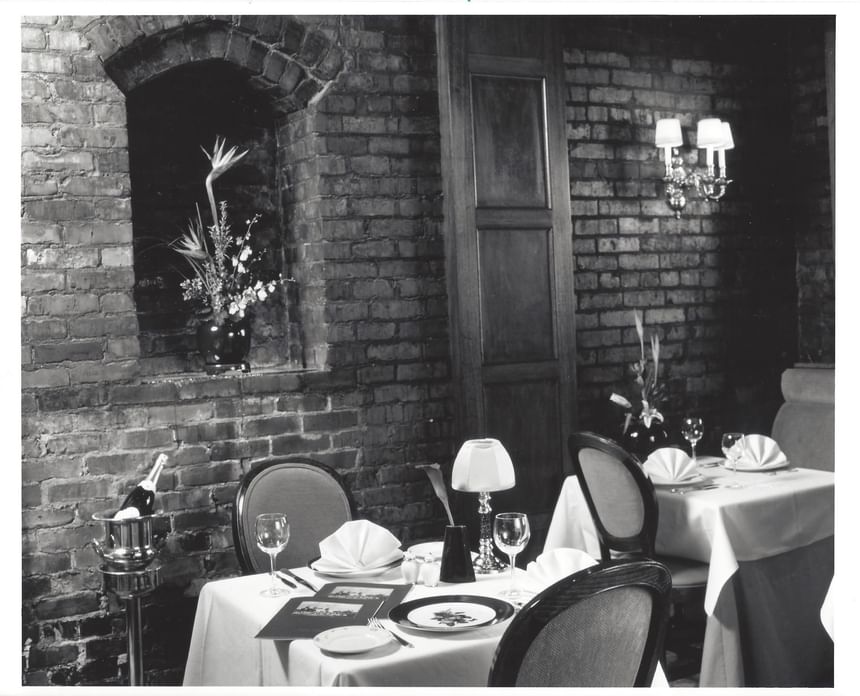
115,453,167,519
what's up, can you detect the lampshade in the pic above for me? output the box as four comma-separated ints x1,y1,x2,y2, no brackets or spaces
654,119,683,147
719,121,734,150
696,118,724,148
451,438,515,493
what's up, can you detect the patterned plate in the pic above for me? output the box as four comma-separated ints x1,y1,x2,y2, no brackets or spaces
389,594,515,633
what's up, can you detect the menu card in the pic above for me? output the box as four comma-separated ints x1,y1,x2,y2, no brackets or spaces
255,582,412,641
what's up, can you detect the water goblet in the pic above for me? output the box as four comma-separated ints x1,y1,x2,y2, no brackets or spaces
721,432,745,488
493,512,531,601
681,416,704,463
255,512,290,598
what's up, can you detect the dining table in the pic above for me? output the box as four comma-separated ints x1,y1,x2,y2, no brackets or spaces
182,558,670,687
544,457,835,687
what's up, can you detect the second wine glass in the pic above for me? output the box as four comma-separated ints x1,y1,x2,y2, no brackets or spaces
721,432,745,488
493,512,531,601
255,512,290,598
681,416,704,462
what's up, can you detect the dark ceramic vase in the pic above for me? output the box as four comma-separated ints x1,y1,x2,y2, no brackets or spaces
196,316,251,374
439,525,476,583
623,420,669,461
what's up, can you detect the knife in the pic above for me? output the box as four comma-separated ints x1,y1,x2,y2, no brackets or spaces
281,569,319,592
274,570,296,588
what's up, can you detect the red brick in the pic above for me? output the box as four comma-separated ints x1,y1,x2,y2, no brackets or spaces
34,592,100,620
34,341,103,363
177,462,238,487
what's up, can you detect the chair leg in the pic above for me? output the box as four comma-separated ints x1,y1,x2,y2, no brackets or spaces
663,600,706,683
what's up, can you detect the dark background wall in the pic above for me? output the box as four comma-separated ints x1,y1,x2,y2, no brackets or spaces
20,14,833,685
560,16,834,447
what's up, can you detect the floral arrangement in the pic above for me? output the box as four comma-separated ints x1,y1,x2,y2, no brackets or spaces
170,137,283,323
609,310,666,434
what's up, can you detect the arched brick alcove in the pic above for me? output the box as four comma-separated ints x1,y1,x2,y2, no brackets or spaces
86,16,344,108
84,15,346,372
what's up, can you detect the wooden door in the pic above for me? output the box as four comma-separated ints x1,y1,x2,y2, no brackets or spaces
437,17,577,546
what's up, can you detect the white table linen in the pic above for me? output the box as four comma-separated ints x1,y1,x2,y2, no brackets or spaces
544,462,834,686
184,563,669,687
546,463,833,613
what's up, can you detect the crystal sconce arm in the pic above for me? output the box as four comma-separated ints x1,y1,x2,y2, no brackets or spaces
655,117,734,218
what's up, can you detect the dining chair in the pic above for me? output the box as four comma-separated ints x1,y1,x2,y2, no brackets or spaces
567,431,709,677
488,558,672,687
231,457,357,574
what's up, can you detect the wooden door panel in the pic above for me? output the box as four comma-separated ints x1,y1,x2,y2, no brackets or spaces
483,378,563,513
472,75,548,208
437,17,577,548
466,16,545,57
478,227,555,364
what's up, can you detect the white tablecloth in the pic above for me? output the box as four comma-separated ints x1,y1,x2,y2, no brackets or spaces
544,461,835,686
183,564,669,687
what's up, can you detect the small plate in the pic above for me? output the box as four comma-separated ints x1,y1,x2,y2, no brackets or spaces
695,455,724,468
309,554,404,578
724,460,790,472
406,541,478,560
389,595,515,633
651,473,706,488
313,625,390,654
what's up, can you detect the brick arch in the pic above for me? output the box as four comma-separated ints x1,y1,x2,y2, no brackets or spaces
84,15,345,114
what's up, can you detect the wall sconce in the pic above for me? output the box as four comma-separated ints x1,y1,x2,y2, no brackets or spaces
655,117,734,218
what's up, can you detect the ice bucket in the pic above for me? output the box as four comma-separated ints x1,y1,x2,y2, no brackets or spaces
92,511,164,571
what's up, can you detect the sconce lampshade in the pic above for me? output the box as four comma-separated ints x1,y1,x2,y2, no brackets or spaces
719,121,735,150
451,438,515,493
696,118,724,148
655,118,683,147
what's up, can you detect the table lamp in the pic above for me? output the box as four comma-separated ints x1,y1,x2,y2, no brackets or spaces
451,438,515,574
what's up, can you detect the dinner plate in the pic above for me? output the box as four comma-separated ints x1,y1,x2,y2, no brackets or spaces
309,554,404,578
723,459,790,472
389,595,515,633
313,625,390,654
650,473,706,487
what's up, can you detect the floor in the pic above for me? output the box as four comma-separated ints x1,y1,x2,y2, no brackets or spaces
665,614,705,688
666,648,701,688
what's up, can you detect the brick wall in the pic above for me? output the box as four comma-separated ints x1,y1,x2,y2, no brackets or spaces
22,15,449,685
20,14,833,686
561,16,833,443
788,27,835,364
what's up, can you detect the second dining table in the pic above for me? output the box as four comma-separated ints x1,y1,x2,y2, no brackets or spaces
544,456,834,687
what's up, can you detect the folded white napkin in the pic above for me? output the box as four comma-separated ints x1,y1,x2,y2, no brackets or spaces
316,520,403,571
643,447,698,483
735,434,789,469
523,548,598,591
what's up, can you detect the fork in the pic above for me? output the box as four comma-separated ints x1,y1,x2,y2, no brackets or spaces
367,617,414,648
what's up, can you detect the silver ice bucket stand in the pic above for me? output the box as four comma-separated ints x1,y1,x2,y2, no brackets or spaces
92,511,166,686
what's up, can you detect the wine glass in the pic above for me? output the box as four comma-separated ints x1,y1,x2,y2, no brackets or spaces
255,512,290,598
681,416,704,463
721,432,745,488
493,512,531,601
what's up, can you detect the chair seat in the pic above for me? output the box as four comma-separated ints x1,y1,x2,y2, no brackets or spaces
659,554,709,589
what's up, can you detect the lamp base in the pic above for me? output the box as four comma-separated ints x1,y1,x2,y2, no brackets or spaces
474,496,506,574
473,550,506,575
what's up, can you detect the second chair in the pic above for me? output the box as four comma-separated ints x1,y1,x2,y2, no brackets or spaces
567,431,709,677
